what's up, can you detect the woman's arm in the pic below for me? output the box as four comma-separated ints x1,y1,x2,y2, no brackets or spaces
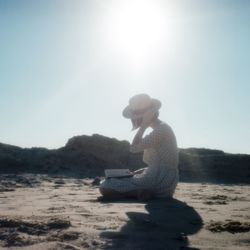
130,126,163,153
131,127,147,146
130,110,160,153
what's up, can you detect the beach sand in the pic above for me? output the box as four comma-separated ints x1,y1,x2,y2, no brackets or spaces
0,174,249,250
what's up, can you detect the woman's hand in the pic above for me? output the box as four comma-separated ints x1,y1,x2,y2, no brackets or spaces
133,167,147,175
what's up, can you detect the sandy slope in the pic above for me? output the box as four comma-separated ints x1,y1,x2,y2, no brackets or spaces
0,175,249,250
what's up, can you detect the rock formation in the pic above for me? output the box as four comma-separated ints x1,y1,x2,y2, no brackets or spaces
0,134,249,183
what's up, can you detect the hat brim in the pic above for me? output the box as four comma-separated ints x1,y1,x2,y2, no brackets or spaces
122,98,161,119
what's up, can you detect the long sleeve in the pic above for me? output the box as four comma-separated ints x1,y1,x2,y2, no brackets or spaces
130,126,163,153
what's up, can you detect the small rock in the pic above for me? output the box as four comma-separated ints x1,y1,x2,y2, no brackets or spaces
92,177,101,186
54,179,65,185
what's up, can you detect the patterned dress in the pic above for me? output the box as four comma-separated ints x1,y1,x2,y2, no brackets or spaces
99,122,179,198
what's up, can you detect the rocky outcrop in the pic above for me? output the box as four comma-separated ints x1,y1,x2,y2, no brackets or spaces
179,148,250,183
0,134,144,177
0,134,249,183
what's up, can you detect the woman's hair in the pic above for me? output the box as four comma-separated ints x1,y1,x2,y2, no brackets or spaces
131,117,143,130
153,111,159,120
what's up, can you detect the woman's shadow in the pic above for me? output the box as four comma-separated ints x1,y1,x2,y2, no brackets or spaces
99,198,203,250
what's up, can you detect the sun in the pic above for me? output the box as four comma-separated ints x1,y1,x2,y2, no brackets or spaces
99,0,174,70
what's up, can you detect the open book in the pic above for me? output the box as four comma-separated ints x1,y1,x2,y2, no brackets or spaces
105,169,134,178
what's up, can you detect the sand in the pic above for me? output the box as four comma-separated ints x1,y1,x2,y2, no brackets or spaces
0,174,249,250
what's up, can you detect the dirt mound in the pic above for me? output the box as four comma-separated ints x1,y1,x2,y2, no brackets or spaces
206,220,250,233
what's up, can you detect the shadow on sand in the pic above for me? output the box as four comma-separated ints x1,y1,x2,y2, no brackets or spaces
99,198,203,250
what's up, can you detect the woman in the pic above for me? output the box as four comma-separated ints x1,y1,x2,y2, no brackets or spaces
99,93,179,201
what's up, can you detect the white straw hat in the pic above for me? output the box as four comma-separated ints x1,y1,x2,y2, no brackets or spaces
122,93,161,119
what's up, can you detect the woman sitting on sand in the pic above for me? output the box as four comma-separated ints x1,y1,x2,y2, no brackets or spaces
99,93,179,200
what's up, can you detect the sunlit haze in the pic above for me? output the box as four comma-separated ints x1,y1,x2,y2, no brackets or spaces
0,0,249,154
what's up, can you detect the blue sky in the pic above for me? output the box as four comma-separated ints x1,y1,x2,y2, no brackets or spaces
0,0,249,154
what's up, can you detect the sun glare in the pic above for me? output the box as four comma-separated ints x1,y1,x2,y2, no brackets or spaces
100,0,174,70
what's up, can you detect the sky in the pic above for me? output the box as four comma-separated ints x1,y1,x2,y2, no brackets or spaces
0,0,249,154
